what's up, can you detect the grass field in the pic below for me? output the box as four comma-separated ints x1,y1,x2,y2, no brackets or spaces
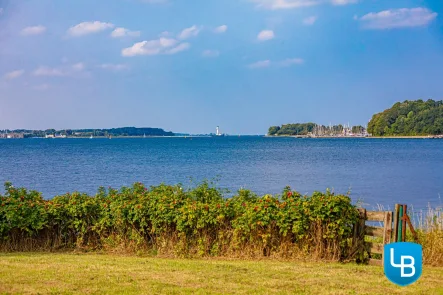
0,253,442,295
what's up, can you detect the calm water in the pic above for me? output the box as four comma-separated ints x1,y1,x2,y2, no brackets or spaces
0,137,442,209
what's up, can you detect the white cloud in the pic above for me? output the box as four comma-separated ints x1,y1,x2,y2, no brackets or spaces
202,50,220,57
72,63,85,71
166,43,191,54
214,25,228,33
278,58,304,66
249,58,304,69
250,0,320,10
33,66,66,77
67,21,114,37
122,38,191,56
303,16,317,25
3,70,25,80
358,8,438,30
248,60,271,68
257,30,274,41
111,27,141,38
178,25,201,40
331,0,358,5
20,25,46,36
99,64,130,71
0,8,3,15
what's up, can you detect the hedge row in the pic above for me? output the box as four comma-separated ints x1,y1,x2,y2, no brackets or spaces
0,182,360,260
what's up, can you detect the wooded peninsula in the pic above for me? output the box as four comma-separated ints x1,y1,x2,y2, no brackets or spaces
268,99,443,137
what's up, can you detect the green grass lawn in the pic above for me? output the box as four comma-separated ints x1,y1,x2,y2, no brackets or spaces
0,253,442,295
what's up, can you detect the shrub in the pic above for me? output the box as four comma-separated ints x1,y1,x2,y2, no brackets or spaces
0,182,362,261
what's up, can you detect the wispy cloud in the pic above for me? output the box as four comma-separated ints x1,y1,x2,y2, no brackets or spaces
33,67,66,77
250,0,357,9
248,58,304,69
3,70,25,80
250,0,319,10
214,25,228,33
166,43,190,54
257,30,274,41
357,8,438,30
32,63,86,77
111,27,141,38
99,64,130,71
67,21,114,37
202,50,220,57
122,38,190,56
177,25,201,40
248,60,271,69
72,63,85,71
278,58,304,66
0,8,4,15
331,0,358,5
303,16,317,26
21,25,46,36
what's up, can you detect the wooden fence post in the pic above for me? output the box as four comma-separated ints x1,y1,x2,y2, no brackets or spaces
398,205,404,242
393,204,400,242
402,205,407,242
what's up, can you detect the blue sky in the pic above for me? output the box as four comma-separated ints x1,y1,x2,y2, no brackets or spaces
0,0,442,134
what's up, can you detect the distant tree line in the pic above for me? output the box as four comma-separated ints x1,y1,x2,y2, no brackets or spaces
268,124,366,136
2,127,175,138
268,123,315,136
367,99,443,136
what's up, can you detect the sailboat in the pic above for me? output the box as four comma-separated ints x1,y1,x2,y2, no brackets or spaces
90,134,93,139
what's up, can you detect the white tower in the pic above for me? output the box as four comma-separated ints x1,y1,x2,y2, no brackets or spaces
216,126,220,136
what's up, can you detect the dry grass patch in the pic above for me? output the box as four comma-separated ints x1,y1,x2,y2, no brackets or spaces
0,253,442,295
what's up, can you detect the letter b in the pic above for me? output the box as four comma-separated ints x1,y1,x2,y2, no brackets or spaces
400,256,415,278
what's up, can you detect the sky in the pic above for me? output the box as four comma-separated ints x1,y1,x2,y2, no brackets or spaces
0,0,442,134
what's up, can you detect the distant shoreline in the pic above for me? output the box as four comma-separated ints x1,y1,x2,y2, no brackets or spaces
264,135,442,139
0,135,264,139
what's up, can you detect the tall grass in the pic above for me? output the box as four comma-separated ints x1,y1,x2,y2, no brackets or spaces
410,205,443,266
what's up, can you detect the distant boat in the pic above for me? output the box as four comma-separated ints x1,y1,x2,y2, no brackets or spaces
90,135,93,139
143,134,146,138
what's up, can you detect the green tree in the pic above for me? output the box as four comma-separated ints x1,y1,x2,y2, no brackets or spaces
268,126,280,136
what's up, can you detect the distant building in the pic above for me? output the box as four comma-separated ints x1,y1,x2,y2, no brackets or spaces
3,133,24,139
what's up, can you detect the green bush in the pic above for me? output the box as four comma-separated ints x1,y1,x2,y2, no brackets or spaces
0,182,359,260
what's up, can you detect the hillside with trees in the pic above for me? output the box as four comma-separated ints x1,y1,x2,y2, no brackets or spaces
367,99,443,136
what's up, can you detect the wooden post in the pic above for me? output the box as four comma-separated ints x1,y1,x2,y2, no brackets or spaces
405,214,419,243
383,211,393,245
382,211,393,266
393,204,400,242
353,208,367,260
402,205,407,242
398,205,403,242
